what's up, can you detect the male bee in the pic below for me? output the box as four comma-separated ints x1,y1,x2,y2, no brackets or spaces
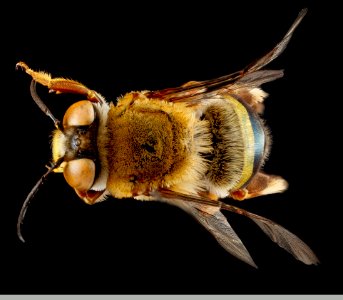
16,8,318,268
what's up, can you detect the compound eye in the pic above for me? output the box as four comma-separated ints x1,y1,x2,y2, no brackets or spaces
63,100,95,127
63,158,95,191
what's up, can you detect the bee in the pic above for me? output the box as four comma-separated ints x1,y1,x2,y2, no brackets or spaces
16,8,318,268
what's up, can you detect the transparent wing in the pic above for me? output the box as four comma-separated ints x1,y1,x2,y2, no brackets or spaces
245,211,319,265
146,9,307,104
157,194,257,268
217,202,319,265
153,188,319,266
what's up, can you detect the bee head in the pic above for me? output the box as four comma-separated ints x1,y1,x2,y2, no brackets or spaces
52,100,102,203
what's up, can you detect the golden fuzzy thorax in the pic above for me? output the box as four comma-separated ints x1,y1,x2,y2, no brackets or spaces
106,92,212,199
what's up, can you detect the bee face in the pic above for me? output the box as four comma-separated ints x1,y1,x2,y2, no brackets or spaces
16,9,319,268
52,100,110,204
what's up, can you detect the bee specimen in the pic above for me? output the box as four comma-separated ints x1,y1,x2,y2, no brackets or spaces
16,8,319,268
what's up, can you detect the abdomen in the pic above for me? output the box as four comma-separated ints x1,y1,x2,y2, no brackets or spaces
201,95,270,198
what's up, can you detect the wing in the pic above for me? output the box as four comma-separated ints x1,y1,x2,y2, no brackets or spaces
153,191,258,268
152,188,319,267
146,9,307,106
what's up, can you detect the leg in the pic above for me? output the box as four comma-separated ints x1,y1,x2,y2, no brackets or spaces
16,61,103,103
230,172,288,200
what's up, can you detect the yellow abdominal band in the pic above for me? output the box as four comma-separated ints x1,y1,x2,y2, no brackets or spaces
226,95,265,190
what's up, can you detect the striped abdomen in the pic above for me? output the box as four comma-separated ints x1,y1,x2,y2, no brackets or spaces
202,95,270,197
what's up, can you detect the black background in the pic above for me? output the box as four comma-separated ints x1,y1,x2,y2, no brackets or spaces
4,0,341,295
